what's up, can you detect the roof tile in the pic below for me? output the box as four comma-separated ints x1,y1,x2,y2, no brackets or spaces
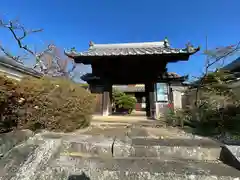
65,41,200,57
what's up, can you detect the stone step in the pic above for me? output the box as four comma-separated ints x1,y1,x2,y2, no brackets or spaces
91,120,165,128
131,138,222,147
0,136,62,180
0,130,34,156
0,135,45,180
61,136,222,161
115,145,221,161
46,156,240,180
0,143,39,180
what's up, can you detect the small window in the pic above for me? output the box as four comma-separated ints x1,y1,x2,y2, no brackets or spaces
156,83,169,102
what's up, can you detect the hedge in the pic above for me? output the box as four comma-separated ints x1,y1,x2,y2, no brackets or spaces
0,75,19,133
0,76,95,133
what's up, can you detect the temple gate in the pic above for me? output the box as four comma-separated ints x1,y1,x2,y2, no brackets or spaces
65,38,199,119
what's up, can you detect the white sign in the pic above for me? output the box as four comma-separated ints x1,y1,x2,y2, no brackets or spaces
141,103,146,108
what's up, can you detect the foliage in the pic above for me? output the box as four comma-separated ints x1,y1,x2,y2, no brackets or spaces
16,77,95,132
0,75,95,133
194,41,240,107
80,83,89,88
112,90,125,102
179,41,240,136
166,108,191,128
173,70,240,135
204,43,240,60
0,75,19,133
112,90,137,114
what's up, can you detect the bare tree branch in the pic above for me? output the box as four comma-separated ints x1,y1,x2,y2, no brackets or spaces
0,44,22,62
0,19,45,64
195,41,240,107
0,18,77,79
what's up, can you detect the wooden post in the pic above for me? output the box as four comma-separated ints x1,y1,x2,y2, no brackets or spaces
145,82,156,119
102,83,112,116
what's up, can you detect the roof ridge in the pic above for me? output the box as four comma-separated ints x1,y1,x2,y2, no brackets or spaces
90,41,165,49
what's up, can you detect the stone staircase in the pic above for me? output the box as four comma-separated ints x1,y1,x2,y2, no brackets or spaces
1,123,240,180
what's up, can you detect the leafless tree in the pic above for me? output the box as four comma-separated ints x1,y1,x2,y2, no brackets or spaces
0,18,76,78
194,38,240,107
38,44,76,78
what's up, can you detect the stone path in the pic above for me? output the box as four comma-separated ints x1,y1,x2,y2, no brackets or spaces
1,116,240,180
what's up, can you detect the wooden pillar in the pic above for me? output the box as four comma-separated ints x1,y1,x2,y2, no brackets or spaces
169,86,174,108
145,82,156,119
102,83,112,116
149,82,156,119
145,90,150,117
89,83,104,114
109,85,113,115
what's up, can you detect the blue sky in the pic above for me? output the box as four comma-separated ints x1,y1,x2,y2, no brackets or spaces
0,0,240,81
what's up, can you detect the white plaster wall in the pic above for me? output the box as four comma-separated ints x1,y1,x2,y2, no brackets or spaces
155,102,168,119
171,85,187,110
173,90,182,109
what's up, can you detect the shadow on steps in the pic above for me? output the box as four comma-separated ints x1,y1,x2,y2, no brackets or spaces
68,172,90,180
220,145,240,171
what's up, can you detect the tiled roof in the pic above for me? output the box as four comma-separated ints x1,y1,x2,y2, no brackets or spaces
222,57,240,72
0,56,42,77
81,72,187,83
65,39,200,57
81,72,186,82
162,72,180,78
81,73,100,81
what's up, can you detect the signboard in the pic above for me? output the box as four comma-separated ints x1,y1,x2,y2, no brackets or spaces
156,83,169,102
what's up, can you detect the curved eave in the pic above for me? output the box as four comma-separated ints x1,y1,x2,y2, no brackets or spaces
81,73,188,84
169,76,188,82
64,47,200,64
81,73,100,82
157,76,188,83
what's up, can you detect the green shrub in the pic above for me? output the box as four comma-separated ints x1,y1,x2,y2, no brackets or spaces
112,90,137,114
168,97,240,136
180,70,240,135
166,108,191,128
0,75,19,133
16,77,95,132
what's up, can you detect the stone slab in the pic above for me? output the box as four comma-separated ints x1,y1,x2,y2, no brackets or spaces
82,127,129,138
0,143,39,180
38,168,240,180
61,135,115,158
113,144,221,161
0,130,34,156
0,133,63,180
60,135,222,161
91,120,165,128
220,145,240,170
54,156,240,179
131,138,221,147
